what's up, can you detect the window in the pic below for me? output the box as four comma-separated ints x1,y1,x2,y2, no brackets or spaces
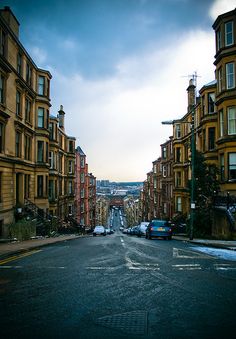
25,98,31,123
37,107,44,128
220,154,225,181
24,174,30,198
37,141,44,162
228,107,236,135
219,110,224,137
218,67,222,92
162,146,167,159
49,122,54,140
68,181,73,195
37,175,44,197
0,172,2,202
68,160,73,174
202,95,205,116
0,29,6,56
81,202,84,213
225,21,233,46
68,205,73,215
175,124,181,139
69,140,74,153
16,90,21,116
24,135,31,160
216,29,222,51
81,188,85,198
226,62,235,89
59,153,63,173
176,172,181,187
38,76,45,95
208,127,215,150
162,165,167,177
0,74,5,104
0,123,4,152
49,151,53,169
15,131,21,157
208,92,215,113
176,147,181,162
80,157,85,168
228,153,236,181
80,173,85,183
26,63,32,85
49,180,54,200
176,197,182,212
46,142,49,163
17,53,22,75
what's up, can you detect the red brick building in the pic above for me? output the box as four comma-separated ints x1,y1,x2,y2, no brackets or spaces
75,146,96,229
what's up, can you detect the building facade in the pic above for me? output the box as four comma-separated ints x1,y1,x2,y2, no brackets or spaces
0,7,53,236
0,7,92,238
75,146,96,229
141,9,236,233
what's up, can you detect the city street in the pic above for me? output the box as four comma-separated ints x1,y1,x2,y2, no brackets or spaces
1,213,236,339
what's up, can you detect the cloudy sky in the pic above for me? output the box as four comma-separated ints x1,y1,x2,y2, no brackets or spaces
4,0,236,181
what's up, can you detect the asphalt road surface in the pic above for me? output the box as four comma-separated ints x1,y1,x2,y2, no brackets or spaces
1,212,236,339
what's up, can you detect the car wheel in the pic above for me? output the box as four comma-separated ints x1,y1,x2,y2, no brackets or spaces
93,234,96,236
169,236,172,240
148,234,152,240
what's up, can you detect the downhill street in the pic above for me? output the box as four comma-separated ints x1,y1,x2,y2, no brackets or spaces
1,213,236,339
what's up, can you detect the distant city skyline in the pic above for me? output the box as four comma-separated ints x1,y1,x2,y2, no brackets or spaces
4,0,236,181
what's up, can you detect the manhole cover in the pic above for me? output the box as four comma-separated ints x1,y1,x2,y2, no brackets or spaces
95,310,148,335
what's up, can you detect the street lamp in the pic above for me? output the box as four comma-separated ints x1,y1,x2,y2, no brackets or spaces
162,107,195,240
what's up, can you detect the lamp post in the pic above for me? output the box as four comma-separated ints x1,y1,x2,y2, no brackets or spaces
162,107,195,240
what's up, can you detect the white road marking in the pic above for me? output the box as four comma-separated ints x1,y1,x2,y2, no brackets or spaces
172,264,202,270
120,238,125,247
86,267,116,270
125,253,160,270
214,264,236,271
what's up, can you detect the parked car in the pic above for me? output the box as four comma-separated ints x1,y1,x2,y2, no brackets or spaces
145,220,172,240
137,222,149,237
130,226,139,235
93,225,106,236
172,223,187,235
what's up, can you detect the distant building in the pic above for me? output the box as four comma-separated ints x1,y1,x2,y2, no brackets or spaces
75,146,96,229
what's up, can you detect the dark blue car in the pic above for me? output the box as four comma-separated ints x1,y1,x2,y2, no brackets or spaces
145,220,172,240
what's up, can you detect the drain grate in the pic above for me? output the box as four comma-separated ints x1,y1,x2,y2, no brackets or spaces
95,310,148,335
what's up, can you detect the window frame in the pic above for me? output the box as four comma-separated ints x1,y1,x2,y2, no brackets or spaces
25,97,32,123
0,73,5,105
24,134,31,160
225,21,234,47
219,110,224,137
37,107,44,128
228,153,236,181
37,140,44,162
37,175,44,198
227,106,236,135
17,53,22,75
16,90,22,116
38,75,45,95
0,122,4,152
226,62,235,89
15,130,21,157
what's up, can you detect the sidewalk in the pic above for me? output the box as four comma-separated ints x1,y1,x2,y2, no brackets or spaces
173,235,236,251
0,234,236,259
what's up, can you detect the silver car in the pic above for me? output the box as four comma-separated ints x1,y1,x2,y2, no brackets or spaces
93,225,106,236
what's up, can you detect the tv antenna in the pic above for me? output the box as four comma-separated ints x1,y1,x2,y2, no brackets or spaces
181,71,201,89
